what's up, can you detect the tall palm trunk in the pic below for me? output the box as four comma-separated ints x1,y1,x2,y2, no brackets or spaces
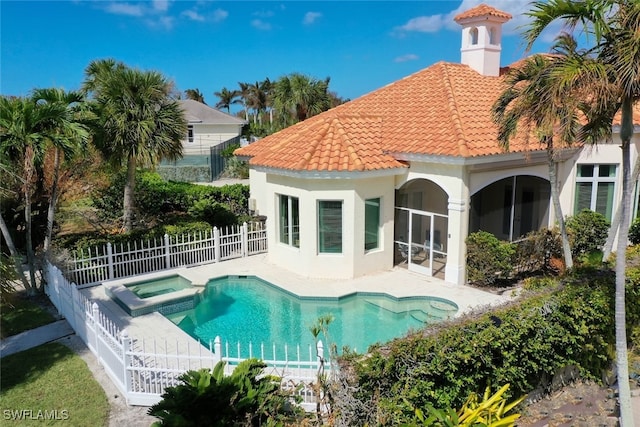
615,97,633,426
0,212,31,290
23,146,37,295
122,154,136,233
546,141,573,269
602,157,640,260
43,148,61,256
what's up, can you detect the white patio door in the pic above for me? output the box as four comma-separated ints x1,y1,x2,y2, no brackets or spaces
395,208,433,275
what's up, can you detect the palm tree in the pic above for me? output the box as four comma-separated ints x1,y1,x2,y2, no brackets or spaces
272,73,332,126
0,96,54,294
213,87,241,114
31,88,90,256
525,1,640,424
492,52,580,270
237,82,251,122
0,162,31,292
184,88,206,104
83,59,187,233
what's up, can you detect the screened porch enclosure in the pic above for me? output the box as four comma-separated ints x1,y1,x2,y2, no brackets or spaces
394,179,448,278
469,175,550,241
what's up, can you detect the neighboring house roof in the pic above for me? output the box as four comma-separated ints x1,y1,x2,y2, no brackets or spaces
179,99,247,125
236,60,640,173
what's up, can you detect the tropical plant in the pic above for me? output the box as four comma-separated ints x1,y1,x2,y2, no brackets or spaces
213,87,241,114
0,94,74,294
492,52,584,270
413,384,524,427
82,58,187,233
272,73,332,127
31,88,90,256
525,2,640,421
184,88,206,104
148,359,301,426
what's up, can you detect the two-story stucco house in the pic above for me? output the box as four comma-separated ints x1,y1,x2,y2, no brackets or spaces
179,99,246,155
235,4,640,286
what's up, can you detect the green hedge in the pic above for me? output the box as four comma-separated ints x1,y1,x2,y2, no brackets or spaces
92,170,250,221
346,268,639,424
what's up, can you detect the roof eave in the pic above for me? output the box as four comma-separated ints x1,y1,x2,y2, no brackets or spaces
252,165,407,179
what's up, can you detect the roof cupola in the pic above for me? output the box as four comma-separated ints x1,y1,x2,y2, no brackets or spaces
453,4,512,77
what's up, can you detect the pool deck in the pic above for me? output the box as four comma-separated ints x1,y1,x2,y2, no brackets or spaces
81,254,512,352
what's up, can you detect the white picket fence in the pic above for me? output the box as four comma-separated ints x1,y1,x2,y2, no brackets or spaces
65,222,267,286
45,263,324,408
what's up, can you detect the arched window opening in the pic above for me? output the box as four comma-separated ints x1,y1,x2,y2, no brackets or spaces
470,27,479,45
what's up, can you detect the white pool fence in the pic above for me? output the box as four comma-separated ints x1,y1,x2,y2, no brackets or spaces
44,262,325,408
64,222,267,286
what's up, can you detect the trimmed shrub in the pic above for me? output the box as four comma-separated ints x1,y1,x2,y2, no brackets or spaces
346,273,625,424
466,231,514,287
566,209,609,258
187,199,237,228
629,217,640,245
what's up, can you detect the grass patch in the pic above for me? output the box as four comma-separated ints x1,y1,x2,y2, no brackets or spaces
0,342,109,426
1,294,56,338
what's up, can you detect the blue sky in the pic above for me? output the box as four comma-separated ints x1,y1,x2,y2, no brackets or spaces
1,1,558,110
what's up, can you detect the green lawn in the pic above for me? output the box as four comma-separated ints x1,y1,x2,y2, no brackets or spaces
1,293,57,339
0,343,109,426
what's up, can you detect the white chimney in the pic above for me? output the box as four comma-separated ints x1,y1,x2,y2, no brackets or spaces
454,4,512,77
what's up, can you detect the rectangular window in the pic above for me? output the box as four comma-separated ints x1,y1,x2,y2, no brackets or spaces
574,164,617,221
279,195,299,248
187,125,194,143
364,198,381,251
318,200,342,254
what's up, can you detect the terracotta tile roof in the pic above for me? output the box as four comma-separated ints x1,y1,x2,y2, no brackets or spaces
235,60,640,172
237,114,404,172
453,4,512,22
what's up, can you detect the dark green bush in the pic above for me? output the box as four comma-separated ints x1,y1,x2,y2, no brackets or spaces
347,273,625,424
466,231,514,286
629,217,640,245
91,171,251,223
148,359,302,426
187,199,237,228
566,209,609,258
57,220,213,255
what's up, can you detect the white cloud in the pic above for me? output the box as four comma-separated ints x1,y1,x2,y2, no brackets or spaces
393,0,559,38
303,11,322,25
105,2,144,17
396,15,445,33
212,8,228,23
394,54,419,63
251,19,272,31
182,9,204,22
152,0,169,13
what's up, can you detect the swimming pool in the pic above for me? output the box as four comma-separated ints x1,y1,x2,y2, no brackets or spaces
164,275,458,357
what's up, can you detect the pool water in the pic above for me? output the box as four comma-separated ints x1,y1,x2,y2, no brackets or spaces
165,276,457,356
126,275,192,299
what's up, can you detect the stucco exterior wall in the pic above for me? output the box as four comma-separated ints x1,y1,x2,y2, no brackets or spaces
558,138,640,223
252,173,396,279
182,124,243,155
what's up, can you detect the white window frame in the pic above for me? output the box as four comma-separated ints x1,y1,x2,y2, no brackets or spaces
278,194,299,248
317,200,343,254
364,197,381,252
574,164,617,220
